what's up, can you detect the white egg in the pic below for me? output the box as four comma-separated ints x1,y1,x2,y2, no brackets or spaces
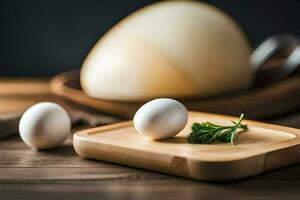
133,98,188,140
19,102,71,149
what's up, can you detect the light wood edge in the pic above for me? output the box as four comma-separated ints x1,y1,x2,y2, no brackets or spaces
0,78,51,96
73,112,300,181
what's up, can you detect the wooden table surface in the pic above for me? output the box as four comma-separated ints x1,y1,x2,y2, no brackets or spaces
1,79,300,200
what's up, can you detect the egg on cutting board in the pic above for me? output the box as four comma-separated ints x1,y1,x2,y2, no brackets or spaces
134,98,188,140
81,1,252,101
19,102,71,149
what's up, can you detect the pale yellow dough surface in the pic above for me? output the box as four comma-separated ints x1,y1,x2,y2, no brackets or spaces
81,1,252,101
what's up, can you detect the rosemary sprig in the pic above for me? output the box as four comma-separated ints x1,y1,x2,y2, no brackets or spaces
187,113,248,145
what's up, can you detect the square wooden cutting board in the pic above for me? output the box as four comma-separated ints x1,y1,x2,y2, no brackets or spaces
73,112,300,181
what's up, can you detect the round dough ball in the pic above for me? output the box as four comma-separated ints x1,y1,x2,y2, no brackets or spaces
81,1,252,101
19,102,71,149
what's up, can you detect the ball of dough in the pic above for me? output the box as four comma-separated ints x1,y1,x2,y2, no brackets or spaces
19,102,71,149
81,1,252,101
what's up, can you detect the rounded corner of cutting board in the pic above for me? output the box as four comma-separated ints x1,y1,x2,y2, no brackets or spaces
73,121,134,158
73,131,88,158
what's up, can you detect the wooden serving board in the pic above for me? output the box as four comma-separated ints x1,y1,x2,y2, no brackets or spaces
73,112,300,181
51,70,300,119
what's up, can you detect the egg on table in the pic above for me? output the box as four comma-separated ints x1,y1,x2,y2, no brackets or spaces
81,1,252,101
134,98,188,140
19,102,71,149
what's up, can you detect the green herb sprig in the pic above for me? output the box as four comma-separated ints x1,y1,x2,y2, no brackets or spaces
187,113,248,145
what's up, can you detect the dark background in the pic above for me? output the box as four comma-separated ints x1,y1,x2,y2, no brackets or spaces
1,0,300,76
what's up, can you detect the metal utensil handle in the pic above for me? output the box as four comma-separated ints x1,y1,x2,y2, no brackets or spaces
251,34,300,86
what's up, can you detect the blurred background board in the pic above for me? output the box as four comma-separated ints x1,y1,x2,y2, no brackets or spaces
0,78,53,114
50,70,300,119
0,78,122,139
